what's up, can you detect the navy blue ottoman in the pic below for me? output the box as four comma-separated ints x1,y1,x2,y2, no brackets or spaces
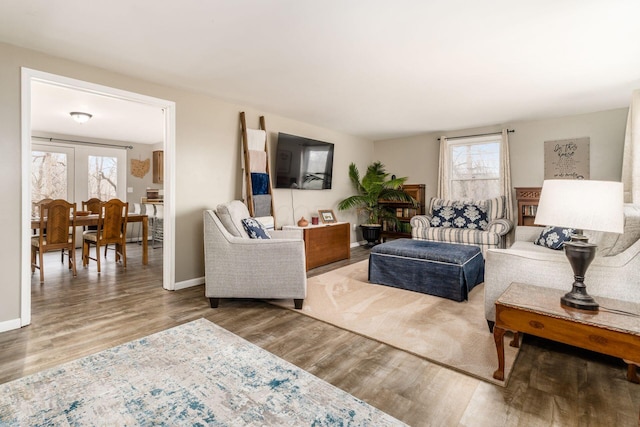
368,239,484,302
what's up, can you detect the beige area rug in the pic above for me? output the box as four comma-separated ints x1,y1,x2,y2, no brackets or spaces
271,260,520,386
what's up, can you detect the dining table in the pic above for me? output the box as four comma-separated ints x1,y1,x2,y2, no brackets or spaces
31,213,149,265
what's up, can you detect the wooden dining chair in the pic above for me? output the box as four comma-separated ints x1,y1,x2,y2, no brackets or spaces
82,198,102,216
82,198,111,255
82,199,128,273
31,199,77,283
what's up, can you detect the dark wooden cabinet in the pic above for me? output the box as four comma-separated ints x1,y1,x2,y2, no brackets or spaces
152,150,164,184
379,184,425,240
515,187,542,226
284,222,350,270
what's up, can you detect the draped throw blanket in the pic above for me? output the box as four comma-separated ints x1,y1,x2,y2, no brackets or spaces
250,172,270,195
252,194,272,217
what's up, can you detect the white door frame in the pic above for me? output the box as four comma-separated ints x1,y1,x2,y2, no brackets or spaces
20,67,177,327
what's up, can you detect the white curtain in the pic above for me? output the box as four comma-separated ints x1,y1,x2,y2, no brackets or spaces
436,136,449,198
500,129,514,222
622,89,640,203
436,130,513,221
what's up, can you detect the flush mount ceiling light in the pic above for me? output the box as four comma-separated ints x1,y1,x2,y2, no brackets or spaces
69,111,92,124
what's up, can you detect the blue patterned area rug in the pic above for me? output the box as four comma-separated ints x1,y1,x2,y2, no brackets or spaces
0,319,404,426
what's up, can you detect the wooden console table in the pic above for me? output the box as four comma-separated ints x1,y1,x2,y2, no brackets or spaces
494,283,640,423
283,222,350,270
493,283,640,383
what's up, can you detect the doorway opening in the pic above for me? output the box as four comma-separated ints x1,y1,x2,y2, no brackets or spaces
21,68,176,327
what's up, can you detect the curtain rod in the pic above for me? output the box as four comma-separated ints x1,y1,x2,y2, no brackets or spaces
33,136,133,150
437,129,515,141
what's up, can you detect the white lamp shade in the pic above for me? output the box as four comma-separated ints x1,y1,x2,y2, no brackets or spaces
534,180,624,234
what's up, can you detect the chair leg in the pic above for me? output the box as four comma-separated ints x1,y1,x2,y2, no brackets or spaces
70,247,77,277
487,320,495,333
82,240,88,267
31,246,36,273
209,298,220,308
38,249,45,283
95,242,101,273
294,299,304,309
121,241,126,269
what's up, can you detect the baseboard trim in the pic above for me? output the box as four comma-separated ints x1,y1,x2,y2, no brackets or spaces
351,241,366,248
174,276,205,290
0,317,22,333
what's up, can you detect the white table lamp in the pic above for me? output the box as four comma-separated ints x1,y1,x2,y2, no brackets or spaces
534,179,624,310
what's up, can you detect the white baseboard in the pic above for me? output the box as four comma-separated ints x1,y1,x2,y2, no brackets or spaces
351,241,366,248
174,276,205,290
0,317,22,333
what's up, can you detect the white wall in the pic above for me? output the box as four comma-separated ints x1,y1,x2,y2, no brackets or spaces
374,108,628,201
0,41,374,326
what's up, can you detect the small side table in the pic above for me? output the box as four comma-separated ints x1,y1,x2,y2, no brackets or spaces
493,283,640,383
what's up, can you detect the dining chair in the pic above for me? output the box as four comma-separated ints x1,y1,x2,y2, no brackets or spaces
32,197,53,220
82,198,102,216
31,199,77,283
82,198,128,273
83,197,112,256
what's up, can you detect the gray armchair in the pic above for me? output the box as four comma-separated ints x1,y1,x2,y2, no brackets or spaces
203,201,307,309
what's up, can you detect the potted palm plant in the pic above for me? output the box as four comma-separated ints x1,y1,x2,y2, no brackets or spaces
337,161,417,246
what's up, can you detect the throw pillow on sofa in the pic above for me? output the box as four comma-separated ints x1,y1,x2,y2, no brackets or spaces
534,226,574,250
430,204,489,230
241,218,271,239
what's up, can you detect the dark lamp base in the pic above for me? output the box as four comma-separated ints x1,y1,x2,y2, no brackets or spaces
561,291,599,311
562,240,599,311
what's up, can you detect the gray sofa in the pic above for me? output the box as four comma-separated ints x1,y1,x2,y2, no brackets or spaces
203,201,307,308
410,196,514,256
484,204,640,329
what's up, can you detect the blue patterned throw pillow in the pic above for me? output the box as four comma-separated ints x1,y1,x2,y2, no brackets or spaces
241,218,271,239
534,226,574,250
430,204,489,230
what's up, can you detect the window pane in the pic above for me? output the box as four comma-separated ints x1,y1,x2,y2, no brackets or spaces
451,142,500,180
31,151,67,216
451,178,500,200
88,155,118,200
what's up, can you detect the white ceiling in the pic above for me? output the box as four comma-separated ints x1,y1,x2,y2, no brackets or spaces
2,1,640,142
31,82,165,145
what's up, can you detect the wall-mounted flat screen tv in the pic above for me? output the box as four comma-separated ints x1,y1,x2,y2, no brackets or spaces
274,133,334,189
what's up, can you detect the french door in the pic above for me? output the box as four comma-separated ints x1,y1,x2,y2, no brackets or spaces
31,144,75,217
32,142,126,246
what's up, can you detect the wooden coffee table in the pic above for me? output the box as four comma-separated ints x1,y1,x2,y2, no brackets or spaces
493,283,640,384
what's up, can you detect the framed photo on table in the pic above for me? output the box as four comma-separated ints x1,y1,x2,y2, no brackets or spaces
318,209,337,224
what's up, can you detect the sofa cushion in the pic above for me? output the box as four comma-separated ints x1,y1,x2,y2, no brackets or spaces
418,226,501,246
430,204,489,230
534,226,574,250
216,201,250,238
241,218,271,239
586,204,640,257
429,195,506,221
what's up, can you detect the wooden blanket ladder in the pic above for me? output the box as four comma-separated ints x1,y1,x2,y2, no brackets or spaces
240,112,276,225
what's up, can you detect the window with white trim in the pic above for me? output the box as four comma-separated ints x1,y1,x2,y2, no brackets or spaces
448,135,501,200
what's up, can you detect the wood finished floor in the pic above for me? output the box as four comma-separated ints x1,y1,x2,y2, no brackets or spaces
1,243,639,426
